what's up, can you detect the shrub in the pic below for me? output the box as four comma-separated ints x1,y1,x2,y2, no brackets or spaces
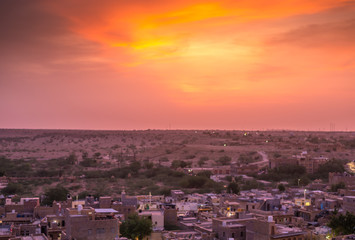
42,186,69,206
1,182,24,196
217,156,231,165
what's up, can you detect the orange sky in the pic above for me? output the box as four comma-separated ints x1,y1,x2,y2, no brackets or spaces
0,0,354,130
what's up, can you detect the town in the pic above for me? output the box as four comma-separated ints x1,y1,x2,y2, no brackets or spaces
0,129,354,239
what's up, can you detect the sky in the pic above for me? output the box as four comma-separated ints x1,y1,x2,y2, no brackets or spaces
1,0,355,131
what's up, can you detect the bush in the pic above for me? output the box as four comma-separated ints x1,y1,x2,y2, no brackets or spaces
129,161,141,175
109,168,130,179
180,176,208,188
328,212,355,235
242,180,260,190
330,182,346,192
185,155,196,159
227,182,240,194
171,160,190,169
278,183,286,192
80,158,97,167
217,156,231,165
0,157,33,177
42,186,69,206
197,171,212,178
35,169,60,177
316,159,346,179
258,165,306,182
1,182,24,196
238,153,258,164
120,213,152,240
78,191,90,199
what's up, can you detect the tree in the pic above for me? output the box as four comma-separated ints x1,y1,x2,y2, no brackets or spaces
316,159,346,179
171,160,189,169
278,183,286,192
180,176,208,188
1,182,24,196
330,182,346,192
328,212,355,235
120,213,152,240
66,152,77,165
129,161,141,174
227,182,240,194
143,161,154,169
197,171,212,178
42,186,69,206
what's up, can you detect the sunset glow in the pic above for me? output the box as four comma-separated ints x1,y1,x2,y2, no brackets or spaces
1,0,354,130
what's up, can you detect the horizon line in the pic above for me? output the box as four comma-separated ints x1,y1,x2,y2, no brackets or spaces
0,127,354,133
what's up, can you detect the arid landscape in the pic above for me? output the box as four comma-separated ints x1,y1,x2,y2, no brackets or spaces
1,129,354,198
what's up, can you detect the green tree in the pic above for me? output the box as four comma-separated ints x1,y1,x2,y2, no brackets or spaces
180,176,208,188
93,152,101,159
278,183,286,192
227,182,240,194
328,212,355,235
197,171,212,178
42,186,69,206
1,182,24,196
129,161,141,174
317,159,346,179
120,213,152,240
66,152,77,165
171,160,189,169
143,161,154,169
330,182,346,192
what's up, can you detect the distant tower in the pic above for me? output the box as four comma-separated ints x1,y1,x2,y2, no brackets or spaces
330,122,336,131
121,188,126,201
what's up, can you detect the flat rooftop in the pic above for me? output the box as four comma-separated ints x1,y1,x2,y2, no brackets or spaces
94,208,118,213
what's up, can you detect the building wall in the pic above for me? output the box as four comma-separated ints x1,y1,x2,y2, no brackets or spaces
99,197,111,209
164,208,178,227
65,212,119,240
329,173,355,188
111,204,136,220
343,196,355,214
216,226,246,240
34,206,56,219
212,219,247,240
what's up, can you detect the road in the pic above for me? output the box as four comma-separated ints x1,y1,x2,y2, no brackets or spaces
247,151,270,169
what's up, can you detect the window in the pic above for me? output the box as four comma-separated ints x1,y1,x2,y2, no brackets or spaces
96,228,105,234
88,229,92,235
223,232,225,237
241,231,244,237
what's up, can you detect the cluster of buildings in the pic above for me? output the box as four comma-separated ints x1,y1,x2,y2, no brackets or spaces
0,171,354,240
161,184,355,240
